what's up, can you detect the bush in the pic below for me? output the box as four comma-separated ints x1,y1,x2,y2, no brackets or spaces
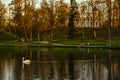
0,30,17,41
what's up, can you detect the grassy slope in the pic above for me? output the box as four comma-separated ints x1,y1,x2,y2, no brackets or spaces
0,30,16,41
57,39,120,47
0,39,120,48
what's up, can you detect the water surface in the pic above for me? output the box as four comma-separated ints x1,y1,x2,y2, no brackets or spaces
0,47,120,80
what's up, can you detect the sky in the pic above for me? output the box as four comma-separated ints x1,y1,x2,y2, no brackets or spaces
1,0,82,7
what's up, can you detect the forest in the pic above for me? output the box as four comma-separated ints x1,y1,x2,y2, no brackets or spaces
0,0,120,41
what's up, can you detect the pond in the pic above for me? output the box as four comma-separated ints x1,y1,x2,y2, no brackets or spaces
0,47,120,80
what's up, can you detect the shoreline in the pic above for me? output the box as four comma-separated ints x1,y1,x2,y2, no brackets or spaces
0,43,119,50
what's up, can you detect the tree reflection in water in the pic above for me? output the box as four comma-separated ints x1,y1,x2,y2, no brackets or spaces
48,48,55,80
68,52,75,80
0,47,120,80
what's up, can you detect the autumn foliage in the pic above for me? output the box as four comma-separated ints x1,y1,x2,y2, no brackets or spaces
0,0,120,41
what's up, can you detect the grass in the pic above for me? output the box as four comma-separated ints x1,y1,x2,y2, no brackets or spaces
58,39,108,45
0,39,120,48
0,41,38,46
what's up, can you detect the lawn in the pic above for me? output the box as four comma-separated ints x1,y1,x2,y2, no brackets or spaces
0,39,120,48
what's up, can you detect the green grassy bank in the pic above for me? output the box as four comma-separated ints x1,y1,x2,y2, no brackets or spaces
0,40,120,48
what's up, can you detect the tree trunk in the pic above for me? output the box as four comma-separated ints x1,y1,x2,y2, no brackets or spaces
92,6,96,39
107,0,112,44
37,32,40,41
24,27,28,41
29,29,32,41
49,19,53,43
82,30,85,40
68,13,75,39
118,6,120,27
68,0,76,39
50,27,53,42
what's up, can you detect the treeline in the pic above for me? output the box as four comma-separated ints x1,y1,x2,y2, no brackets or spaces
0,0,120,41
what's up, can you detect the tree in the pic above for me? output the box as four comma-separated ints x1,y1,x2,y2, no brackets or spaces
0,1,6,30
9,0,36,41
41,0,59,42
33,6,49,41
68,0,78,39
115,0,120,27
88,0,96,39
55,0,69,29
79,4,87,39
106,0,112,43
25,0,35,41
112,1,119,28
113,0,119,28
11,0,23,38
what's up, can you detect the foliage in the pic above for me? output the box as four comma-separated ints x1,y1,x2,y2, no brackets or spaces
0,1,6,30
0,30,16,41
0,0,120,41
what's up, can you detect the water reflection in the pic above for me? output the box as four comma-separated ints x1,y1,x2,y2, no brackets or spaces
0,47,120,80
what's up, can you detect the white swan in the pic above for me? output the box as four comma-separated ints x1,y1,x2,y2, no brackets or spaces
22,57,31,64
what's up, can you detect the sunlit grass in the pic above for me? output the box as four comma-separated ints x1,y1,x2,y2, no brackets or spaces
0,39,120,47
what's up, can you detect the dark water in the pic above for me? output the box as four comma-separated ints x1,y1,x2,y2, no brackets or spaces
0,47,120,80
